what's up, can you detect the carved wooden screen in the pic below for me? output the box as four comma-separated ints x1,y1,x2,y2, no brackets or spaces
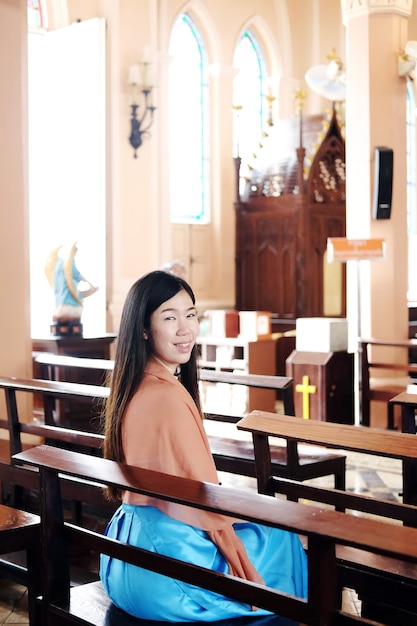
235,109,346,330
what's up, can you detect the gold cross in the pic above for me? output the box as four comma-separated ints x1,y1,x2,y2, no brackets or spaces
295,375,316,420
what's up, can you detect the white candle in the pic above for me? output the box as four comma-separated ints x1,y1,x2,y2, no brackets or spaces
127,64,141,85
141,44,151,64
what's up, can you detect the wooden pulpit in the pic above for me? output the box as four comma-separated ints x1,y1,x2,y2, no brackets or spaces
286,350,354,424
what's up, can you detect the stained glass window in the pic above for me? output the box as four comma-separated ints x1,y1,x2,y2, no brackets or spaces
169,14,210,223
233,31,268,162
27,0,47,30
407,78,416,236
407,78,417,301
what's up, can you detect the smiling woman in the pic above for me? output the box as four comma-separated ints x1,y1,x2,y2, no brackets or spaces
100,270,307,622
146,289,199,373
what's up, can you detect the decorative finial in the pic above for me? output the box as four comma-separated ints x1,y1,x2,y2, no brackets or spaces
232,104,243,158
326,47,343,66
265,87,276,127
294,84,308,116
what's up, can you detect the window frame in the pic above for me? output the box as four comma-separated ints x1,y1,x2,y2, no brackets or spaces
168,13,210,225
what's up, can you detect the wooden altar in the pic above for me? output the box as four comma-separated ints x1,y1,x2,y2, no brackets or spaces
234,109,346,332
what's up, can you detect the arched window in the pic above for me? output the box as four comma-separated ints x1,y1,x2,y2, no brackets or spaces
27,0,47,30
168,14,209,224
407,78,416,236
407,78,417,301
233,31,268,162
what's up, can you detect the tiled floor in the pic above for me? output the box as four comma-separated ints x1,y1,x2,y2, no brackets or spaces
0,409,407,624
0,580,29,625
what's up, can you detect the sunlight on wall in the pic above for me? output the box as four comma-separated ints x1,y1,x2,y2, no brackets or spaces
28,19,106,338
169,14,210,224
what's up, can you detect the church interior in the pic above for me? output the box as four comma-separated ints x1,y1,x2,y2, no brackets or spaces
2,0,417,623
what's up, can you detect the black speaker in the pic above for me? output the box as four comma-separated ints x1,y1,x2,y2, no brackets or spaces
372,146,393,220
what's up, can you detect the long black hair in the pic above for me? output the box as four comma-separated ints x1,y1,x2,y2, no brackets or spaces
103,271,201,491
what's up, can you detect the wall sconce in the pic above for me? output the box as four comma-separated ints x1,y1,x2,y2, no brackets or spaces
127,46,156,158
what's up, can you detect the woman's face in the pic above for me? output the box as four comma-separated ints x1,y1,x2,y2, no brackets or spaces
148,289,199,373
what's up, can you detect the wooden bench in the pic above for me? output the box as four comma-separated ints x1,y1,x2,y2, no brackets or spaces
237,410,417,623
0,372,345,531
389,387,417,507
30,354,347,491
32,351,112,430
14,444,417,626
0,503,40,625
359,338,417,428
0,376,113,518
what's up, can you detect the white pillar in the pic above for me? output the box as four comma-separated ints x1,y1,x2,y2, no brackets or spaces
342,0,411,347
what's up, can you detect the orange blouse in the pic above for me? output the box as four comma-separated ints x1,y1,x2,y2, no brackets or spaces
122,359,263,584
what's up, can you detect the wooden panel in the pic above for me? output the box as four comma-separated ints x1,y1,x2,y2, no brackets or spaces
235,110,346,322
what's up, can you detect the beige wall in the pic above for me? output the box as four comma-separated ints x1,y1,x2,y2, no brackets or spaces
0,0,31,377
344,5,410,361
0,0,31,421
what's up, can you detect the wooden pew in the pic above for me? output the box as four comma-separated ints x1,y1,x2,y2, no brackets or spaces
237,411,417,502
389,387,417,506
0,376,112,516
15,444,417,626
30,354,347,490
0,503,40,626
0,373,345,525
237,410,417,623
359,338,417,428
32,352,111,431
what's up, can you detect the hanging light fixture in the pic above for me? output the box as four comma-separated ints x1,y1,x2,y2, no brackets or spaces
127,46,156,158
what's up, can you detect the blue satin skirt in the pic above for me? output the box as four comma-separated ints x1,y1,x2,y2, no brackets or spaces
100,504,308,623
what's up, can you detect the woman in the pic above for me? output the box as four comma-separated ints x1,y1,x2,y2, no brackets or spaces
100,270,307,622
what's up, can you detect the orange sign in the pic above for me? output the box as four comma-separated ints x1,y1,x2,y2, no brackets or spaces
327,238,386,262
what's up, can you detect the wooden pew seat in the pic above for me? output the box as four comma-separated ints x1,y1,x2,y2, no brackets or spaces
208,435,345,487
52,579,296,626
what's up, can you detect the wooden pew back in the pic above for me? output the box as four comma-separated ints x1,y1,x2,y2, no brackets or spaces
0,376,110,514
237,410,417,502
359,338,417,428
0,373,343,521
